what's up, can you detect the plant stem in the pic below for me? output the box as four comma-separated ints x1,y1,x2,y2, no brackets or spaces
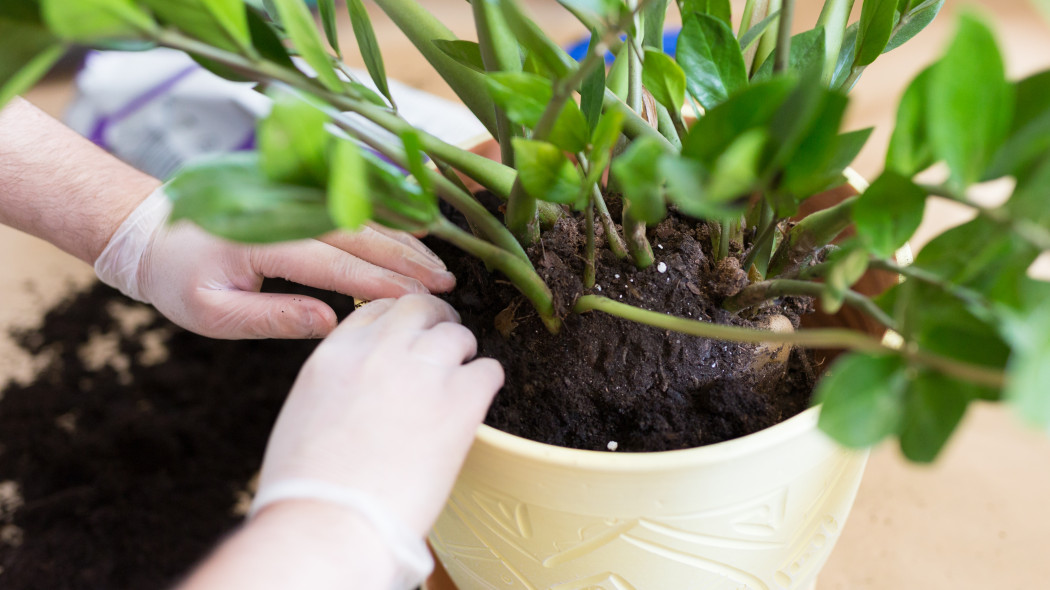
817,0,855,85
724,279,898,330
574,295,1005,388
431,217,561,333
472,0,521,168
767,195,856,277
584,198,597,288
742,201,776,274
753,0,782,75
773,0,795,74
740,0,771,72
654,103,685,149
592,184,630,258
370,0,498,136
603,89,678,152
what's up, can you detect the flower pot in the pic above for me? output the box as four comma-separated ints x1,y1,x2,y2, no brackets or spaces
428,144,899,589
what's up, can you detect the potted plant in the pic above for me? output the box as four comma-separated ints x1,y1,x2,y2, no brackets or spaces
3,0,1048,587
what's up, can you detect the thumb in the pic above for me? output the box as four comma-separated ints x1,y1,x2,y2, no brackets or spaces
193,290,339,339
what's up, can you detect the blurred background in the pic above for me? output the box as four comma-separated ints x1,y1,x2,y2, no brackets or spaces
4,0,1050,588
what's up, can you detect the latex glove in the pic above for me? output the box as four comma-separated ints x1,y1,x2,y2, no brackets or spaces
94,187,456,339
251,295,504,588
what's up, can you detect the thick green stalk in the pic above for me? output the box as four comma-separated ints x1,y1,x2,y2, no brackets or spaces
724,279,897,329
742,200,776,274
432,217,561,333
753,0,782,74
740,0,770,72
817,0,855,85
592,184,629,258
767,196,856,277
574,295,1006,388
773,0,795,74
655,102,685,148
472,0,521,168
370,0,498,136
584,198,597,288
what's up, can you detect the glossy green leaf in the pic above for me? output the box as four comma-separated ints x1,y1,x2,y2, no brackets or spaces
140,0,251,53
40,0,155,42
611,137,668,224
580,33,606,132
192,7,295,82
643,0,668,50
927,13,1012,189
642,48,686,114
271,0,343,93
168,153,335,243
899,370,973,462
886,65,934,176
853,0,898,67
485,72,588,152
885,0,944,52
557,0,624,23
662,156,746,219
585,110,625,186
399,129,433,197
777,88,850,198
1005,155,1050,229
821,244,870,314
829,21,858,89
347,0,394,106
676,13,747,109
433,39,486,73
854,171,926,257
327,137,372,230
1003,305,1050,429
512,138,584,205
318,0,340,55
680,0,732,28
707,128,767,205
752,27,826,82
985,70,1050,179
816,353,908,448
681,77,795,163
258,90,330,187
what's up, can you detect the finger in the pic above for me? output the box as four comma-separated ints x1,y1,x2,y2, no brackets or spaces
249,240,430,301
320,227,456,293
368,223,444,265
446,358,505,414
382,294,462,332
196,290,338,339
339,298,398,330
409,322,478,366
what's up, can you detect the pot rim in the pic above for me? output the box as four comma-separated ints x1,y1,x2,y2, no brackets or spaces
472,405,827,472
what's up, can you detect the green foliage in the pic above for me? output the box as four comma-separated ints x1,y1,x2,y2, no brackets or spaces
1003,306,1050,429
642,48,686,114
168,153,335,243
886,66,933,176
611,137,668,224
512,138,585,206
258,91,330,187
40,0,155,42
752,27,826,82
821,243,869,314
853,0,898,68
140,0,251,53
0,6,63,109
676,13,747,108
816,353,908,448
679,0,731,28
318,0,340,56
271,0,343,92
853,171,926,258
884,0,944,52
347,0,394,106
484,72,589,152
433,40,486,73
898,370,972,462
327,137,372,230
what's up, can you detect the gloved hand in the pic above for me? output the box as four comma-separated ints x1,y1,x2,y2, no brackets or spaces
94,186,456,339
250,295,504,589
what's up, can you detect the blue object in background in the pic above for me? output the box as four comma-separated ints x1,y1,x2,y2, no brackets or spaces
565,29,682,64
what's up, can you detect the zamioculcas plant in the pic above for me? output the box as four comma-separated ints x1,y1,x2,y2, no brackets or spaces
3,0,1049,465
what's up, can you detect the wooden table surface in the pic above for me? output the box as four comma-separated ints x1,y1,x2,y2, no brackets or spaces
6,1,1050,588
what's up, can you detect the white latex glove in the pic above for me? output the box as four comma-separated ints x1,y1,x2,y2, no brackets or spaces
94,187,456,339
250,295,504,589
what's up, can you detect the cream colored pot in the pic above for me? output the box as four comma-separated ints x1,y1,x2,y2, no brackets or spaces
427,162,896,590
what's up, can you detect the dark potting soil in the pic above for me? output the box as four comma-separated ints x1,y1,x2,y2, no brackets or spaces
0,282,356,590
430,200,818,453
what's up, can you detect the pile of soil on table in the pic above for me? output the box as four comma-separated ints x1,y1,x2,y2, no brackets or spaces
0,282,354,590
431,205,817,453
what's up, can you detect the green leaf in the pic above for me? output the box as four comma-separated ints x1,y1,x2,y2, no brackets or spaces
258,90,330,187
485,72,588,152
707,128,767,205
0,14,63,110
830,21,858,89
557,0,624,23
585,110,625,186
752,27,826,82
853,0,898,68
580,32,606,132
347,0,394,106
140,0,251,53
681,77,795,163
899,370,972,462
816,353,908,448
676,13,748,109
399,129,433,197
1006,155,1050,229
1003,305,1050,429
662,156,747,219
821,242,870,314
611,137,668,224
777,88,850,198
643,48,686,114
318,0,340,56
680,0,732,29
886,65,934,176
168,153,335,243
433,39,486,73
927,13,1013,189
327,137,372,230
498,0,572,78
985,70,1050,180
738,9,780,54
885,0,945,53
643,0,668,51
272,0,343,93
854,171,926,258
40,0,154,42
512,138,584,205
191,7,295,82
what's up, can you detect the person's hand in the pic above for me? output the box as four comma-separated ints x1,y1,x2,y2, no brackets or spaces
255,294,504,535
94,187,456,339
